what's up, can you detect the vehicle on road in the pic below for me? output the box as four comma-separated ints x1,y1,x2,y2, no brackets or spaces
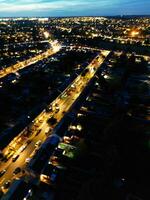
19,143,28,153
45,127,50,136
60,93,68,99
55,107,60,113
70,84,76,91
30,146,39,158
55,104,60,113
35,129,41,136
12,154,19,162
1,180,11,190
46,105,53,112
0,169,6,177
39,119,43,123
13,167,21,175
4,151,14,162
25,158,31,164
35,140,42,148
47,116,57,126
26,140,32,145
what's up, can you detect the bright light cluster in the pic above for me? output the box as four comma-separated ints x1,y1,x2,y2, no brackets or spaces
131,30,139,37
43,31,50,39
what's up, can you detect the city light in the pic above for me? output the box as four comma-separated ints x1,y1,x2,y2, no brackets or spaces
76,124,82,131
0,15,149,200
43,31,50,39
51,40,62,52
131,30,139,37
104,75,109,79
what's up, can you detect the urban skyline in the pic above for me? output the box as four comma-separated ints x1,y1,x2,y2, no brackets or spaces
0,0,150,17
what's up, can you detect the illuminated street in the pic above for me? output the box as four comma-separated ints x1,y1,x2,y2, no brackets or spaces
0,14,149,200
0,50,110,189
0,40,61,79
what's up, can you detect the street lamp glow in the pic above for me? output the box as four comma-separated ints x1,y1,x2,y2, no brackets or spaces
44,31,50,39
90,67,94,73
77,125,82,131
131,30,139,37
104,75,108,79
51,40,62,52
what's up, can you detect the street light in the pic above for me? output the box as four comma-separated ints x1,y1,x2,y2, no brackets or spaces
104,75,109,79
130,30,139,37
43,31,50,39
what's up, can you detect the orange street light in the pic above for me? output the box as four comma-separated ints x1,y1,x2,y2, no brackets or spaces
131,30,139,37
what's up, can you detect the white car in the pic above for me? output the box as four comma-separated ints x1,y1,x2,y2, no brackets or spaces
19,143,28,152
25,158,31,164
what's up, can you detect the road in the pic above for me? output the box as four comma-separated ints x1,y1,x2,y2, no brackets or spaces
3,40,50,47
63,44,102,52
0,50,110,191
0,40,61,79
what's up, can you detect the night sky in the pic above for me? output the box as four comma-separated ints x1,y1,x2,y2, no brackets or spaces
0,0,149,17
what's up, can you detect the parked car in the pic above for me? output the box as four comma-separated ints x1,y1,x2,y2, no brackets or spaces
12,154,19,162
35,129,41,136
26,140,32,145
0,169,6,177
2,180,11,190
25,158,31,164
19,143,28,152
4,151,14,161
35,140,42,147
13,167,21,175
